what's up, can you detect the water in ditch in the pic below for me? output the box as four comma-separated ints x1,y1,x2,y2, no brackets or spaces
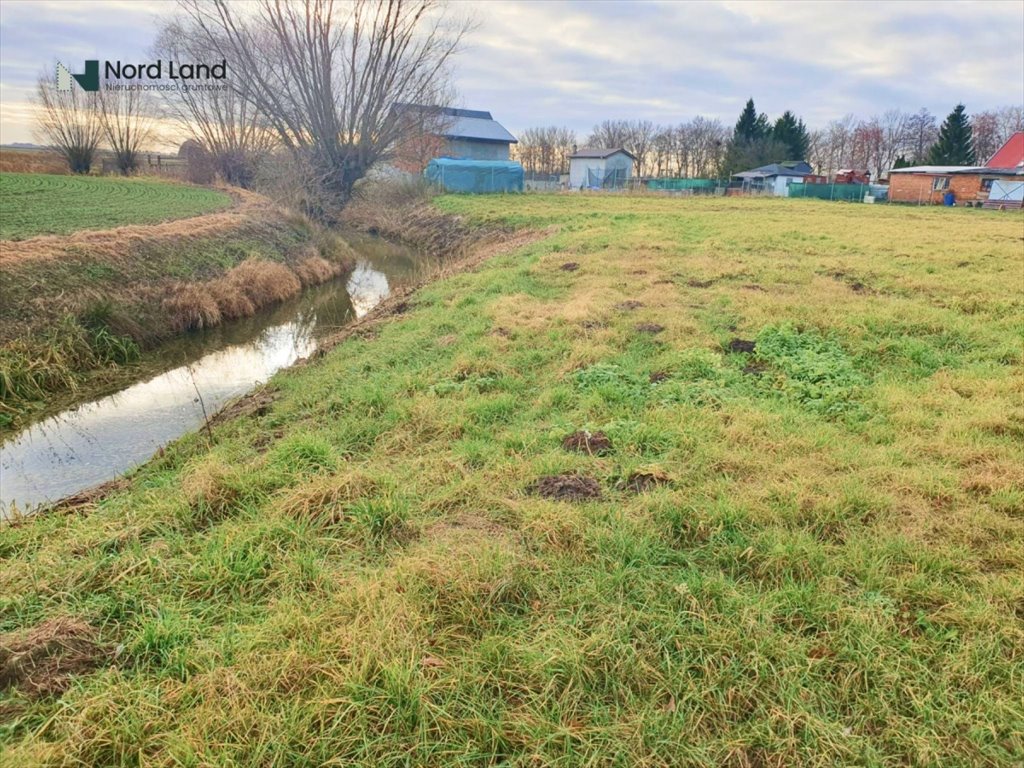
1,234,427,517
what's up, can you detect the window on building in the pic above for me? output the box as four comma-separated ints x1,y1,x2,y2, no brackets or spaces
932,177,950,191
981,178,995,192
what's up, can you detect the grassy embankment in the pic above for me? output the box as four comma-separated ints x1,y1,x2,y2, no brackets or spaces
1,196,1022,765
0,173,354,426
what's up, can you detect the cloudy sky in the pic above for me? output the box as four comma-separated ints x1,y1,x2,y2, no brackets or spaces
1,0,1021,147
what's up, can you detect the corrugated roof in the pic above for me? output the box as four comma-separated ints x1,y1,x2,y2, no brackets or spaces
443,114,517,144
889,164,1024,176
888,165,973,174
569,147,637,160
443,107,493,120
393,103,517,144
733,163,812,178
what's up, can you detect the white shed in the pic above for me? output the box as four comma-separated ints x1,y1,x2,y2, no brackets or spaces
568,148,636,190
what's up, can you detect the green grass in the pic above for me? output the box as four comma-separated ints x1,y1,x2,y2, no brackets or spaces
1,196,1022,766
0,173,232,240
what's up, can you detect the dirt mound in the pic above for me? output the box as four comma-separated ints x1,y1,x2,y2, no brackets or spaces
210,387,278,427
728,338,756,354
649,371,670,383
636,323,664,334
528,473,602,502
0,617,109,699
620,470,670,493
560,262,580,271
562,430,613,455
616,300,644,311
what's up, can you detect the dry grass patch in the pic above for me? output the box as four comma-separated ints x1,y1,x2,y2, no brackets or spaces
0,617,109,700
162,282,224,332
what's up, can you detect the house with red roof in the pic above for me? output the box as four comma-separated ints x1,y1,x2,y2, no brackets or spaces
887,131,1024,207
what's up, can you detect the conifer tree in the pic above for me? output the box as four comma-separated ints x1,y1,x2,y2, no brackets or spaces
927,104,976,165
772,111,810,160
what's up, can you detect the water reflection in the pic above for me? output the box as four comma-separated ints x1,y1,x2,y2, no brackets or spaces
1,236,426,516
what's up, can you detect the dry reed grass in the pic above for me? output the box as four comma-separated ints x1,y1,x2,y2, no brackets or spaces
293,254,343,287
163,258,311,333
207,281,256,321
226,258,302,304
0,148,68,175
162,284,223,332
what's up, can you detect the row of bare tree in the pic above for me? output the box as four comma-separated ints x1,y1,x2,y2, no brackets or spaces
33,0,468,220
514,107,1022,180
513,119,729,178
808,106,1023,179
35,78,155,175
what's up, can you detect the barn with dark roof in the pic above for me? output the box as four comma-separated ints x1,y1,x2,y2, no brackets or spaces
392,104,518,170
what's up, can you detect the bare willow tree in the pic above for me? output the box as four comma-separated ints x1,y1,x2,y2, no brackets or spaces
98,84,157,174
177,0,470,218
33,69,103,173
154,19,276,187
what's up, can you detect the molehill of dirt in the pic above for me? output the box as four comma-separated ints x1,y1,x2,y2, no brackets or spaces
528,474,602,502
561,430,613,456
728,338,756,354
620,470,671,493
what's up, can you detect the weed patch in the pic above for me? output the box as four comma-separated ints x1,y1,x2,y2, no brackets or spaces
754,323,867,419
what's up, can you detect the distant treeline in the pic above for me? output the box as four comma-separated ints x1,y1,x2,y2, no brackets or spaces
512,101,1023,179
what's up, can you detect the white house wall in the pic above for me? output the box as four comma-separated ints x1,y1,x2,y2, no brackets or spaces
569,158,606,189
568,154,634,189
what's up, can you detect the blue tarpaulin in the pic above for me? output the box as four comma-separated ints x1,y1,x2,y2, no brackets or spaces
425,158,524,193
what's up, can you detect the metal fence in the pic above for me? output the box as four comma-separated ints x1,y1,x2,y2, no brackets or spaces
523,171,564,191
788,182,877,202
646,178,722,193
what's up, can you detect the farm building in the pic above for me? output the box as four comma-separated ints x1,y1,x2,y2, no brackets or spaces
568,148,636,190
730,161,823,196
391,104,518,171
887,131,1024,207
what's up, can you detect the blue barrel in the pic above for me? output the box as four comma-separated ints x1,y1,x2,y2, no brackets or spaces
943,191,955,206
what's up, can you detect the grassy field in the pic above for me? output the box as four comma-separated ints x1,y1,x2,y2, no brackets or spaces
1,196,1022,766
0,173,232,240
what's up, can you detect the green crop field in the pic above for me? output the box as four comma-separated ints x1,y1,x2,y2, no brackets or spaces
0,173,233,240
2,196,1022,766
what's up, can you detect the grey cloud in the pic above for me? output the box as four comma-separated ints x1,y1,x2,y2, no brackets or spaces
1,0,1020,145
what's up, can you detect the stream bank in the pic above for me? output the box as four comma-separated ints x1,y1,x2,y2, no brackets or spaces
1,233,428,516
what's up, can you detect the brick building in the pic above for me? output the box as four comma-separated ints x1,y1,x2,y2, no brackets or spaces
887,131,1024,205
